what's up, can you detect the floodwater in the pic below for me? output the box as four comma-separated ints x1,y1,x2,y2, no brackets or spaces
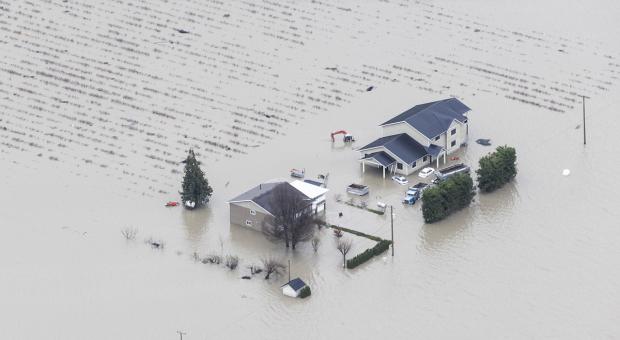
1,0,620,339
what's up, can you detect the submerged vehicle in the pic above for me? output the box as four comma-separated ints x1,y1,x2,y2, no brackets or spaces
433,163,470,183
290,168,305,178
402,194,417,205
346,183,369,196
392,175,408,185
418,167,435,178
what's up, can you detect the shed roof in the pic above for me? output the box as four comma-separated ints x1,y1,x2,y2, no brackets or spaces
282,278,307,291
361,151,396,167
358,134,429,164
380,98,470,139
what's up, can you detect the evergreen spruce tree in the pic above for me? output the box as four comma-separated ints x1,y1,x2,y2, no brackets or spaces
180,149,213,208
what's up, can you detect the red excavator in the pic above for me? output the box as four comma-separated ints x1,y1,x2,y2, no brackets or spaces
330,130,355,143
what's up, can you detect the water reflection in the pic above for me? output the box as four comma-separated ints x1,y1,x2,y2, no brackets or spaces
181,206,211,245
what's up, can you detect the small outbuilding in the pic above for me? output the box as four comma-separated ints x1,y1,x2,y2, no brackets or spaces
281,278,308,298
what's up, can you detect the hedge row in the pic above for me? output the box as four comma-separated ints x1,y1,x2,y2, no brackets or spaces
346,239,392,269
421,173,476,223
476,146,517,192
329,225,383,242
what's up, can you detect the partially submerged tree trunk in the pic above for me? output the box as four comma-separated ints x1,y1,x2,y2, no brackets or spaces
263,183,315,249
336,238,353,268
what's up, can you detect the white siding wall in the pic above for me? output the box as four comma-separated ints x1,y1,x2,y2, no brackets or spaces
381,123,431,147
445,120,468,154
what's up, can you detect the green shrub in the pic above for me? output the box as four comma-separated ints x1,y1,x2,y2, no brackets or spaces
477,146,517,192
422,173,475,223
299,286,311,298
346,239,392,269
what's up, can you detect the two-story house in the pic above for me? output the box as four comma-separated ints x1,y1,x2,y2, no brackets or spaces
358,98,471,177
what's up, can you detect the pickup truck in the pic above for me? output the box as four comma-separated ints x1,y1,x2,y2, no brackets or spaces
433,163,470,183
402,183,429,205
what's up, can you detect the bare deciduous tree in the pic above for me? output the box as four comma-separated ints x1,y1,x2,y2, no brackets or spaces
121,227,138,240
263,183,315,250
311,236,321,253
261,257,286,280
225,255,239,270
336,238,353,268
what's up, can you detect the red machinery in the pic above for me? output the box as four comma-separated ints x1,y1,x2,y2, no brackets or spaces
330,130,354,142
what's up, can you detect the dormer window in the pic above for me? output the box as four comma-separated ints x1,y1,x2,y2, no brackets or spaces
464,119,468,123
434,135,440,141
450,129,457,135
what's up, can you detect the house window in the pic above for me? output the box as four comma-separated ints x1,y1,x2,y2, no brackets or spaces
423,156,427,162
250,209,256,216
451,140,456,147
245,220,253,226
397,163,403,170
434,135,440,141
464,119,468,123
411,161,416,168
451,128,457,135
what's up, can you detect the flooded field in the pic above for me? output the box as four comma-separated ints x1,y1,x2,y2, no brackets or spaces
1,0,620,339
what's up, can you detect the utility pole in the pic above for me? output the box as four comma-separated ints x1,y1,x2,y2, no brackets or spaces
177,330,186,340
582,95,587,145
390,205,394,256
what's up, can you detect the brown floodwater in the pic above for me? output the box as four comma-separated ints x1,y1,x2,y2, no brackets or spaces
1,0,620,339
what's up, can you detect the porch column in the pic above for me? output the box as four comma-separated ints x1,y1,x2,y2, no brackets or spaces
382,166,385,179
436,157,439,168
443,151,446,163
362,161,365,173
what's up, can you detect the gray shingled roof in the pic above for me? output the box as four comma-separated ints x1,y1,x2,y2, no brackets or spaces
361,151,396,167
229,182,309,215
380,98,470,139
358,134,429,164
425,144,444,157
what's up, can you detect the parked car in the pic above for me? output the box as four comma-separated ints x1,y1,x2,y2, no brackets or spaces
392,175,408,185
418,167,435,178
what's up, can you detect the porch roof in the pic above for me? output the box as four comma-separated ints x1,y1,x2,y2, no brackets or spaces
361,151,396,167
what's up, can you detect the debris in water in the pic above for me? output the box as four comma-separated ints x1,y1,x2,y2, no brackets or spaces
241,276,251,280
366,86,374,92
223,13,230,18
225,181,230,187
476,138,492,146
575,124,581,129
562,169,570,176
338,212,343,217
174,28,190,34
325,67,338,71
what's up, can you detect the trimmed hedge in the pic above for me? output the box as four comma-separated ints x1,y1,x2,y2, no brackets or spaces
299,286,311,298
346,239,391,269
476,146,517,192
330,225,382,242
421,173,475,223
